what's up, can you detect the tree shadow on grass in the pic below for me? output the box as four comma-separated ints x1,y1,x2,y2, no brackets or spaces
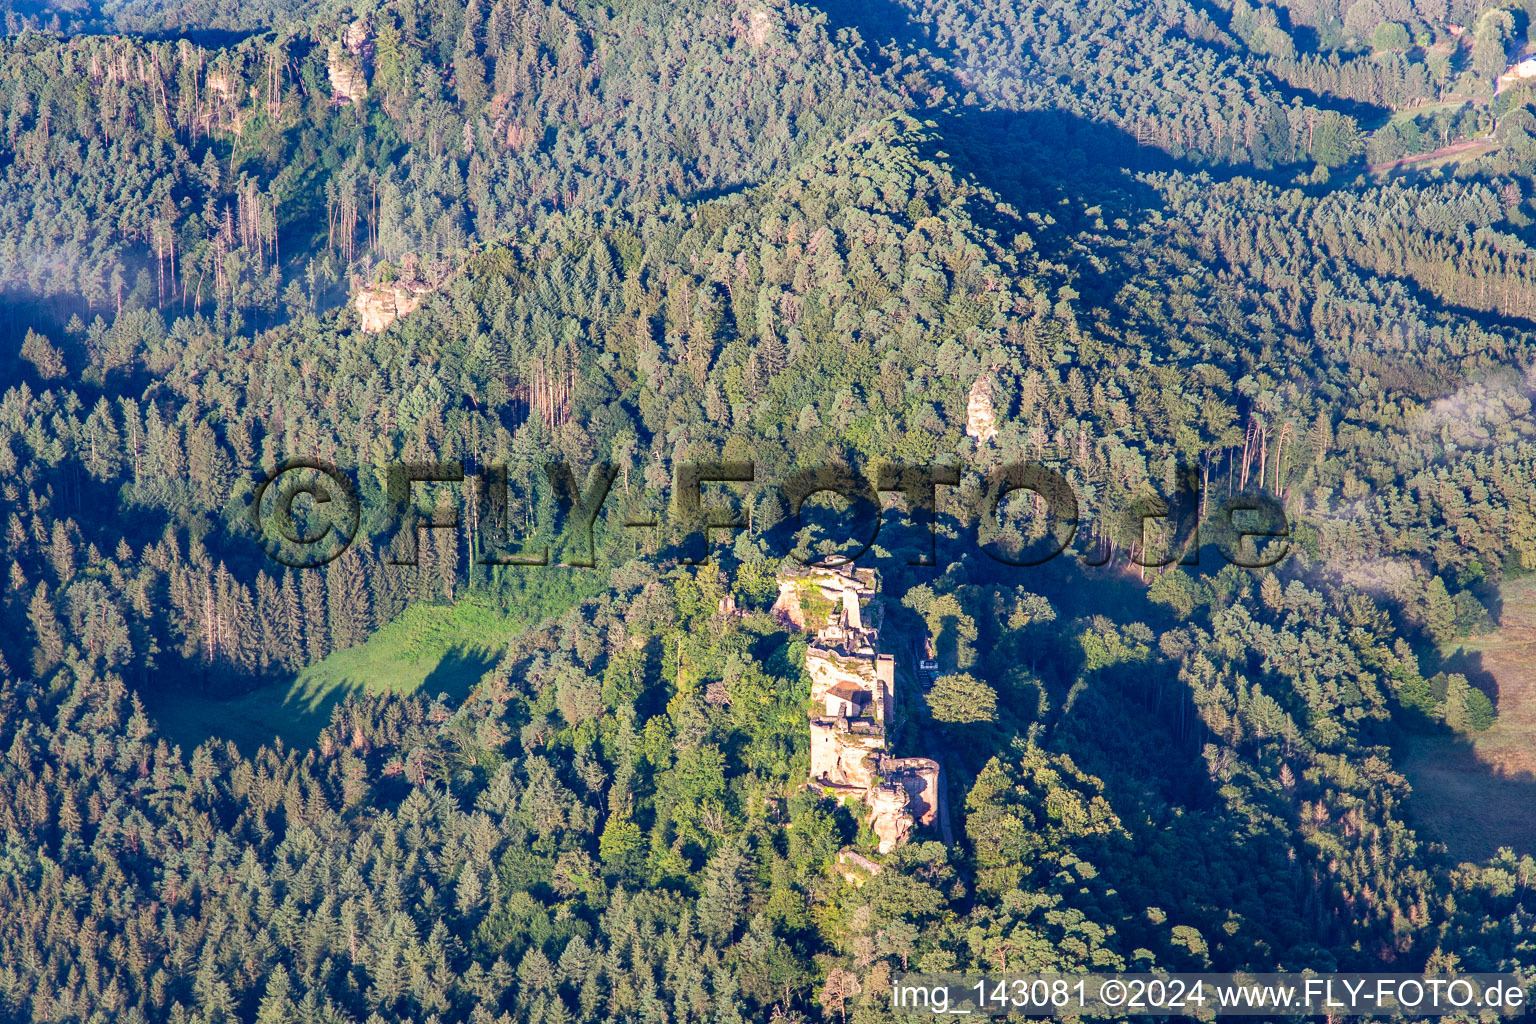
420,646,498,703
1433,647,1500,705
1396,643,1536,863
140,643,495,756
1394,720,1536,864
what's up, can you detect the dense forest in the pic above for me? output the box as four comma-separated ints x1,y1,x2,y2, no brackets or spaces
5,0,1536,1018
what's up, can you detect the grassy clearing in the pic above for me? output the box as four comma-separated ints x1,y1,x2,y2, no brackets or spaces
143,572,607,755
1369,137,1496,178
1383,97,1478,125
142,597,516,755
1398,575,1536,862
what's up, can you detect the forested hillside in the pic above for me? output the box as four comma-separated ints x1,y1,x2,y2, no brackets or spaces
6,0,1536,1019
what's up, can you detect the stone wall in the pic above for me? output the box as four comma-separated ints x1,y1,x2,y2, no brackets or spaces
809,717,883,790
884,756,941,827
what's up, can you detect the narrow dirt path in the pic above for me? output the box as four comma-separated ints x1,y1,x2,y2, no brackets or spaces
1368,136,1493,174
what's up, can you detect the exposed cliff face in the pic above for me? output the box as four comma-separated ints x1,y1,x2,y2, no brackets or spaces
344,18,369,53
201,71,248,134
966,376,999,443
733,5,773,48
354,282,429,333
792,565,940,856
866,786,915,853
327,49,367,107
771,579,808,629
885,756,941,828
809,717,883,790
327,22,370,108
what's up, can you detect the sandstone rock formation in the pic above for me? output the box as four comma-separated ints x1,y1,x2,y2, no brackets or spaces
354,282,430,333
327,23,371,108
770,578,808,629
789,565,941,854
201,71,248,134
966,376,999,443
733,5,773,48
344,18,370,54
328,52,367,107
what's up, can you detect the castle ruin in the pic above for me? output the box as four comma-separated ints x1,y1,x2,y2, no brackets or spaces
775,566,941,853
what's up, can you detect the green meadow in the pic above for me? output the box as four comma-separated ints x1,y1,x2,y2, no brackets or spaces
141,572,607,754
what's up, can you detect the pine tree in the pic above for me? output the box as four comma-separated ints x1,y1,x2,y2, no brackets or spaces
81,397,122,481
255,572,282,672
300,569,328,665
48,521,75,584
279,571,305,671
326,552,371,651
1421,576,1456,646
696,842,751,946
28,582,65,676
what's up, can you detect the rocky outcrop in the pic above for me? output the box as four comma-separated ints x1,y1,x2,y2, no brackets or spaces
328,23,371,108
328,49,367,107
344,18,370,54
201,71,247,134
809,716,883,791
866,785,916,852
771,578,808,629
966,376,999,443
885,755,941,828
354,282,430,333
792,565,940,855
733,5,773,48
